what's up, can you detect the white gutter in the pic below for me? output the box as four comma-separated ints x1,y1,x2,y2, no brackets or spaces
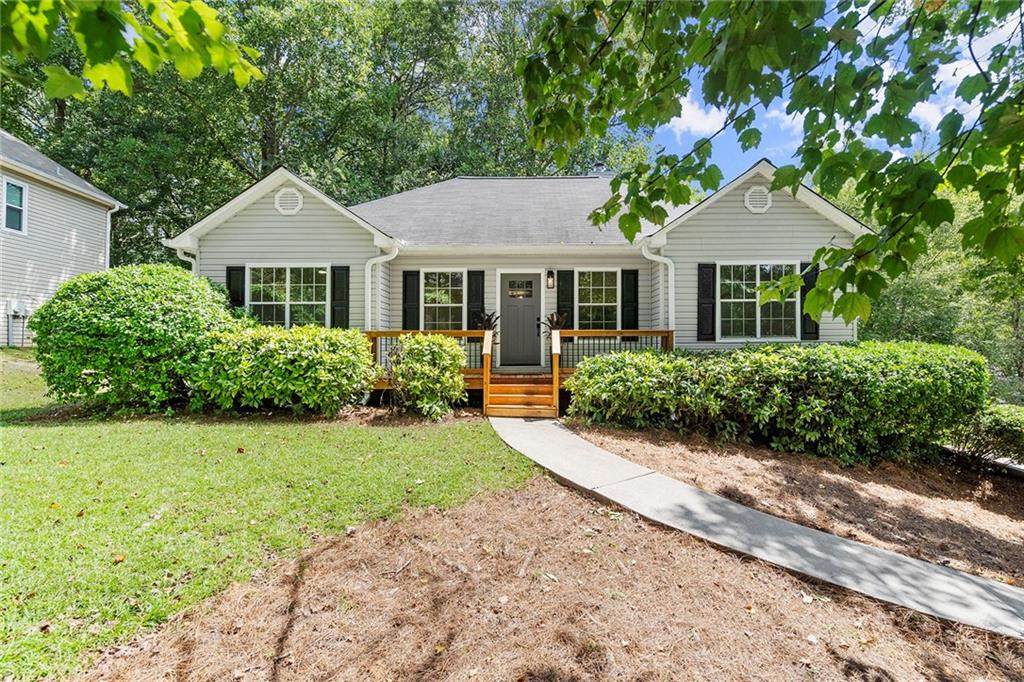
640,241,675,330
364,243,401,329
175,248,198,274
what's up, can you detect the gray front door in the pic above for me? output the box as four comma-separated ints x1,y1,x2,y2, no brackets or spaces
500,273,541,365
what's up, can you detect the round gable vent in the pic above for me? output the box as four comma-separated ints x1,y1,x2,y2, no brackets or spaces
744,185,772,214
275,187,303,216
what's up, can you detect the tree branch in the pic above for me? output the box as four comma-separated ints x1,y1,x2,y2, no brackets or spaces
968,0,991,84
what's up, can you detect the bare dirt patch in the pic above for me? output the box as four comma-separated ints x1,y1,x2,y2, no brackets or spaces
78,477,1022,682
573,424,1024,584
333,405,485,426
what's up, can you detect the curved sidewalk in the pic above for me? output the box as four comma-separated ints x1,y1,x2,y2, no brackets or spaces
489,417,1024,640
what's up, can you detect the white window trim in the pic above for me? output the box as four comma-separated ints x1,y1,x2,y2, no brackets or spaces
244,263,331,328
420,268,468,332
2,177,28,235
715,261,801,342
495,268,547,368
573,267,621,331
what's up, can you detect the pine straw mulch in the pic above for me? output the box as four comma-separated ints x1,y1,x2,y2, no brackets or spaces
571,425,1024,585
77,477,1022,682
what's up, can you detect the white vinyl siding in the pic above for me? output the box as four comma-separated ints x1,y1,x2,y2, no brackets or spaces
0,168,109,345
387,253,654,330
196,183,378,329
662,176,856,347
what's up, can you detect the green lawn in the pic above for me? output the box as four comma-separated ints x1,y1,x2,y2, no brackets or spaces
0,349,534,680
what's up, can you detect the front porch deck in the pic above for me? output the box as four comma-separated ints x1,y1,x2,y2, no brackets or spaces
368,329,673,417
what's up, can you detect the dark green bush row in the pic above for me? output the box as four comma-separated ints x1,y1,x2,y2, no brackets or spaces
388,334,466,420
30,264,242,408
951,403,1024,465
191,326,377,415
565,342,991,464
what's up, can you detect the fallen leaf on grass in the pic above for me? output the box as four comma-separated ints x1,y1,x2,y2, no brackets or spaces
49,501,61,509
112,554,126,564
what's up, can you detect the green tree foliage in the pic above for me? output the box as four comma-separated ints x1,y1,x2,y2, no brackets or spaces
1,0,651,265
835,182,1024,381
1,0,262,97
521,0,1024,322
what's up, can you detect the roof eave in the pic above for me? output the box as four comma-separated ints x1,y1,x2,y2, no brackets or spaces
0,158,124,210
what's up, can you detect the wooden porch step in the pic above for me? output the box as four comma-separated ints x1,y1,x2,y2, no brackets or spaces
490,374,553,385
488,383,551,396
485,405,557,418
488,393,554,406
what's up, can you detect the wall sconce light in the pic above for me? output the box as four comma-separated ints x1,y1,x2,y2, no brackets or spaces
546,269,556,289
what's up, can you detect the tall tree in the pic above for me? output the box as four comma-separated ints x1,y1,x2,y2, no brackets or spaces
521,0,1024,323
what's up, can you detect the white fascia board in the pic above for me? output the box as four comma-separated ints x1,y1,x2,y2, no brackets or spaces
162,167,395,251
0,158,124,210
395,244,643,256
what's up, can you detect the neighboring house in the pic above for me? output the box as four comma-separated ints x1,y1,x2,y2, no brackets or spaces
0,130,123,346
164,159,866,415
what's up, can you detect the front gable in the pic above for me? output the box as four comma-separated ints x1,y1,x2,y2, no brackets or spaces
163,167,393,252
645,159,868,247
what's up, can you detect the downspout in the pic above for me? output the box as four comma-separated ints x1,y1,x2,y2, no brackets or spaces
175,248,198,274
364,243,400,330
104,206,118,268
640,241,675,330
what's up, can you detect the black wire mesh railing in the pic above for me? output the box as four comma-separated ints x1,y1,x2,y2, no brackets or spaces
557,334,668,368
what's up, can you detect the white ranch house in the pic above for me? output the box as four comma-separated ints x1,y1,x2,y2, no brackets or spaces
165,159,866,416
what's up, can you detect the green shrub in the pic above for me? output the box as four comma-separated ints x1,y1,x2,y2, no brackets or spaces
950,403,1024,464
192,325,376,415
29,264,243,408
566,341,990,464
389,334,466,420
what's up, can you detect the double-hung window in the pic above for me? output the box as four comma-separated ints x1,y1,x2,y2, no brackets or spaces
248,266,327,327
3,179,26,233
422,270,464,330
576,270,618,330
719,263,798,340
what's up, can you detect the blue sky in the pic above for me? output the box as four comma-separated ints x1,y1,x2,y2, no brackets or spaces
650,13,1018,182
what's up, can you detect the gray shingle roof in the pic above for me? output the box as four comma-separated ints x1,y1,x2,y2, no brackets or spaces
350,176,688,247
0,129,121,207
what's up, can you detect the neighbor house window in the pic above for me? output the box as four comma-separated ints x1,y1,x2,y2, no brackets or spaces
3,180,26,233
719,263,798,339
422,270,464,330
248,266,327,327
576,270,618,330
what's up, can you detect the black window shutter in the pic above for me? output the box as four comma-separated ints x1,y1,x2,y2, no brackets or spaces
402,270,420,330
330,266,350,328
226,266,245,308
620,269,639,330
467,270,485,330
800,261,820,340
697,263,716,341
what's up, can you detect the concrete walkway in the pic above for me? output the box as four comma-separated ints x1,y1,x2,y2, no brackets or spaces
489,417,1024,640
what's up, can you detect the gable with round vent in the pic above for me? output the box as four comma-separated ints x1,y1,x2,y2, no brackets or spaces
744,184,772,214
274,186,303,215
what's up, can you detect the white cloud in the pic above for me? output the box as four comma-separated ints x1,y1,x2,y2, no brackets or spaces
911,101,944,129
665,93,727,140
764,104,804,136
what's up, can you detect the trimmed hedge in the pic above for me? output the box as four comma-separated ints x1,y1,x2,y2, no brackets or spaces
29,264,242,408
566,342,990,464
388,334,466,420
191,326,376,415
951,403,1024,465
